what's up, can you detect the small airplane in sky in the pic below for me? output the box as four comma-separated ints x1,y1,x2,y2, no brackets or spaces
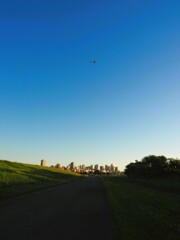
91,60,96,64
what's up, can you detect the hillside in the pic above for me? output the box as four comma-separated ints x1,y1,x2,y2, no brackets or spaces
0,160,82,199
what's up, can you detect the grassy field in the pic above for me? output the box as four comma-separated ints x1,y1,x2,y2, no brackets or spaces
0,160,83,199
103,176,180,240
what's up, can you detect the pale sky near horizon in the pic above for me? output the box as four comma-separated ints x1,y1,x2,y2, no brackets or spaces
0,0,180,170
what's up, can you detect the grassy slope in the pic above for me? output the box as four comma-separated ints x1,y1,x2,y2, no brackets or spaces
103,176,180,240
0,160,83,199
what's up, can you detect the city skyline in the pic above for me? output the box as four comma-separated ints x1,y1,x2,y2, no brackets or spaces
41,160,119,173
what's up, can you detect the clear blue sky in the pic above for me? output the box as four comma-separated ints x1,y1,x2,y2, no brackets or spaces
0,0,180,170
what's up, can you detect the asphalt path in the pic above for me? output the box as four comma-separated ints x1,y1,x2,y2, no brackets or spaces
0,176,119,240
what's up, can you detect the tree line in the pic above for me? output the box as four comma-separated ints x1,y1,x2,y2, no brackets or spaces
125,155,180,178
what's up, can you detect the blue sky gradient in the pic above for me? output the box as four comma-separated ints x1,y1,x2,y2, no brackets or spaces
0,0,180,169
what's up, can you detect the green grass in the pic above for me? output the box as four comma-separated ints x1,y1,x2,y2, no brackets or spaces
103,176,180,240
0,160,83,199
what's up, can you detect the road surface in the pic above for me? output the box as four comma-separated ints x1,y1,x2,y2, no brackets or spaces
0,176,119,240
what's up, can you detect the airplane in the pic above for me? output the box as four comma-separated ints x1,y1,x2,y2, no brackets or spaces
91,60,96,64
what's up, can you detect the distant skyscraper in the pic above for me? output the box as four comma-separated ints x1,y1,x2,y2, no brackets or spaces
100,166,103,171
111,164,115,172
41,159,46,167
70,162,75,170
94,164,99,171
115,167,118,172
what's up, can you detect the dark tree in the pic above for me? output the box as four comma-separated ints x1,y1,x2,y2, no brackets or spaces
125,155,170,178
168,158,180,171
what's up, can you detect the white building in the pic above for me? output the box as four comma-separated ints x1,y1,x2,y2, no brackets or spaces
41,159,46,167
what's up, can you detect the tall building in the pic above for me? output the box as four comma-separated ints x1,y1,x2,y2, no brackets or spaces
70,162,75,170
41,159,46,167
111,164,115,172
100,166,104,171
105,165,110,171
94,164,99,171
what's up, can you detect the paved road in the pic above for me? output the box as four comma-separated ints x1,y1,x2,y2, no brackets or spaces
0,177,119,240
